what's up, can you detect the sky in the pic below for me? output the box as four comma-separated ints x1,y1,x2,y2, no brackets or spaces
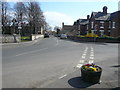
4,0,120,30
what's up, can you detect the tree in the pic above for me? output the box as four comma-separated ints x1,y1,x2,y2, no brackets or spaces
1,2,11,34
27,2,46,34
14,2,27,24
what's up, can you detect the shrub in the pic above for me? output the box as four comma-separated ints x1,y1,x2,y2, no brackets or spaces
85,33,99,37
76,35,85,37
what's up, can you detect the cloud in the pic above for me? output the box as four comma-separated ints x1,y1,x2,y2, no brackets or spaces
43,11,74,29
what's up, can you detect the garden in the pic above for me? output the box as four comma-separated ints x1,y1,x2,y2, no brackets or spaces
68,33,120,43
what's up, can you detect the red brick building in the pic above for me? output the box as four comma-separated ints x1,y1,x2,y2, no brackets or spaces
110,10,120,37
89,6,111,37
62,6,120,37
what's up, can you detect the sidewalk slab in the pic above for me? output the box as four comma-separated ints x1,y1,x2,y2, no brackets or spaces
45,68,118,89
1,37,43,48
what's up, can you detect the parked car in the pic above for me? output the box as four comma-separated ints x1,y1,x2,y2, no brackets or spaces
60,34,67,39
44,33,49,38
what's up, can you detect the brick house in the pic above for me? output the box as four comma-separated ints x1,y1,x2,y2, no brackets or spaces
110,10,120,37
61,22,74,36
73,15,89,35
89,6,111,37
62,6,120,37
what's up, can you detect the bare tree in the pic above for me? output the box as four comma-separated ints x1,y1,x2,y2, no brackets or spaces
1,2,11,34
27,2,46,34
2,2,9,26
14,2,26,24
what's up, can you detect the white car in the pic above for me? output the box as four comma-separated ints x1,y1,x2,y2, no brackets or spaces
60,34,67,39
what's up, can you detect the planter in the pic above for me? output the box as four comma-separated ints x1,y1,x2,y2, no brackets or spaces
81,65,102,84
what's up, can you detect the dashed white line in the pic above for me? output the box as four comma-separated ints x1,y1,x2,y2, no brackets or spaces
82,53,86,56
90,57,94,59
76,64,83,68
91,51,94,54
54,38,59,46
90,54,94,57
79,60,84,63
84,51,87,54
89,60,94,64
82,56,86,59
59,74,67,79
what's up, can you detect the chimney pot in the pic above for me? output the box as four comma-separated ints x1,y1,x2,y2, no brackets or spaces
87,15,90,20
103,6,108,14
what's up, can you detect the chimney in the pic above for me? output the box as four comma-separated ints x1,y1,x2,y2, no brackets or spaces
87,15,90,20
103,6,108,14
62,22,64,27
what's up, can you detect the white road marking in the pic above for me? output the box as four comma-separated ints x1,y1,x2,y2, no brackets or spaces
16,48,48,56
82,53,86,56
91,49,93,52
82,56,86,59
59,74,67,79
79,60,84,63
91,51,94,54
90,54,94,57
55,38,59,46
76,64,83,68
90,56,94,59
89,60,94,64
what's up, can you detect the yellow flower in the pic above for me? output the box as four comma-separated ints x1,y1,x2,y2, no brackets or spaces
92,68,97,72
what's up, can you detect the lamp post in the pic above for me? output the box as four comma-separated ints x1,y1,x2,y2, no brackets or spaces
78,24,80,35
12,18,17,34
94,24,97,42
12,18,17,43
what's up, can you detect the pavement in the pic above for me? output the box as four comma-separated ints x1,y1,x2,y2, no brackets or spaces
45,63,119,89
2,36,119,89
1,37,44,48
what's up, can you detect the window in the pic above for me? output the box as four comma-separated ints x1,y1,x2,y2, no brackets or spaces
100,21,104,28
100,30,104,37
91,22,94,28
87,25,89,30
87,31,88,34
78,25,80,30
109,21,111,28
112,22,115,28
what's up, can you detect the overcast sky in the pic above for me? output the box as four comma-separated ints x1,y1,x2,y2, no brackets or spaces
6,0,120,30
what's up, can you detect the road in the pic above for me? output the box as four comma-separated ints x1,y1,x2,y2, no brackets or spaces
2,36,119,88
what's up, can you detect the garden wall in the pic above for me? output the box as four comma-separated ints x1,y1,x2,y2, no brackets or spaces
68,36,120,43
31,34,44,41
2,34,21,43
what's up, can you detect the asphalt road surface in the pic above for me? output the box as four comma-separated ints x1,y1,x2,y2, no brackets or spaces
2,36,119,88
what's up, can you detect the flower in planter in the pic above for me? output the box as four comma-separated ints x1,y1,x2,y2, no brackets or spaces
82,63,100,72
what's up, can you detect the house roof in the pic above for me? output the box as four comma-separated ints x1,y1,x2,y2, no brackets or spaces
110,10,120,20
92,12,111,21
80,19,89,25
62,25,73,32
75,19,89,25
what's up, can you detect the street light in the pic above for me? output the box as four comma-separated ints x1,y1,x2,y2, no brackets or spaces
12,18,17,43
94,24,97,42
12,18,17,34
78,24,80,35
18,23,22,36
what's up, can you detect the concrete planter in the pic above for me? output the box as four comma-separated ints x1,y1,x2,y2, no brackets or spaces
81,65,102,84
